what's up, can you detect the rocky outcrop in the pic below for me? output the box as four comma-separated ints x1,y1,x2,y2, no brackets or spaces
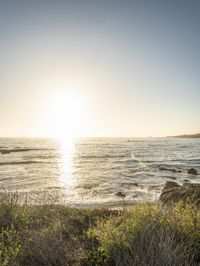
160,181,200,205
163,181,180,189
188,168,198,175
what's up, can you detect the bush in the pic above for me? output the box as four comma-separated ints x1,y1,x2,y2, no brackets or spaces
0,191,200,265
89,203,200,265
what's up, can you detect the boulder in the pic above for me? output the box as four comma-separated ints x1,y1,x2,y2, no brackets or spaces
176,170,182,173
164,181,180,189
115,191,126,198
188,168,198,175
160,181,200,205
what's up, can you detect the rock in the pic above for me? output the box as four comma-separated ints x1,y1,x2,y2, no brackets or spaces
132,194,137,198
133,183,139,186
164,181,180,190
160,181,200,205
115,192,126,198
183,179,190,183
183,183,200,189
82,184,93,189
188,168,198,175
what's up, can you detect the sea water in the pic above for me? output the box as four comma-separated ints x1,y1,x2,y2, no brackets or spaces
0,137,199,208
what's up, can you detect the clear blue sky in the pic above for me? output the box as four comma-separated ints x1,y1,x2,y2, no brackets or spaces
0,0,199,137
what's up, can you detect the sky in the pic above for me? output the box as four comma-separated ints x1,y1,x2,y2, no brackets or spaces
0,0,199,137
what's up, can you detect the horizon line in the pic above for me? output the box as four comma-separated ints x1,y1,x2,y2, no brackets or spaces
0,133,199,139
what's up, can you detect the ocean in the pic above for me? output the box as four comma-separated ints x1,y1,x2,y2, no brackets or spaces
0,137,199,208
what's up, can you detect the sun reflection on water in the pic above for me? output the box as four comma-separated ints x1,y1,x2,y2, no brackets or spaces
57,137,76,190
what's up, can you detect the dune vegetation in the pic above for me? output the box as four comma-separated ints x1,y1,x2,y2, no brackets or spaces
0,192,200,266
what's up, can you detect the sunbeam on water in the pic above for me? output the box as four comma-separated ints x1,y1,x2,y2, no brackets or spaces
58,138,75,187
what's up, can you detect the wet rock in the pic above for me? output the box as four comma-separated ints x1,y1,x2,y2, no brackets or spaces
115,192,126,198
132,194,137,198
183,183,200,189
133,183,144,189
164,181,180,190
82,184,93,189
160,181,200,205
188,168,198,175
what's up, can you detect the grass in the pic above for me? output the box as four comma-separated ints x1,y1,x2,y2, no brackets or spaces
0,192,200,265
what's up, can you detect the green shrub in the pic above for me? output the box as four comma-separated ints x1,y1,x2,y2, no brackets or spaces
0,191,200,265
0,192,29,230
89,203,200,265
0,226,22,266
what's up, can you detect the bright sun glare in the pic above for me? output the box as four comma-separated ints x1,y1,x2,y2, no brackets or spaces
42,89,88,189
44,90,88,142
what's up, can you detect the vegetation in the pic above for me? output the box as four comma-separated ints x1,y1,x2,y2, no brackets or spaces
0,192,200,265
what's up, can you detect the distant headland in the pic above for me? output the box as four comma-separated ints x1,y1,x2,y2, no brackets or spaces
170,133,200,138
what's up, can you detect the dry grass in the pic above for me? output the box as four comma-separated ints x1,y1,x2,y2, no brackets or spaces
0,192,200,265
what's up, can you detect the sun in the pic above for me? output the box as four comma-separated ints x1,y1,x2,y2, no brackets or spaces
43,89,89,141
41,89,89,189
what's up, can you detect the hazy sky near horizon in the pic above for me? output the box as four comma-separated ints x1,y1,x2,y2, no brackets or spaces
0,0,199,137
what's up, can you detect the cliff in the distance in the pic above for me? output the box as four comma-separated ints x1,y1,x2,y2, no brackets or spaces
173,133,200,138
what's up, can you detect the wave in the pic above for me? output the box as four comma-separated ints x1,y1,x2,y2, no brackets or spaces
0,161,42,166
0,148,54,154
79,154,127,159
170,159,200,163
